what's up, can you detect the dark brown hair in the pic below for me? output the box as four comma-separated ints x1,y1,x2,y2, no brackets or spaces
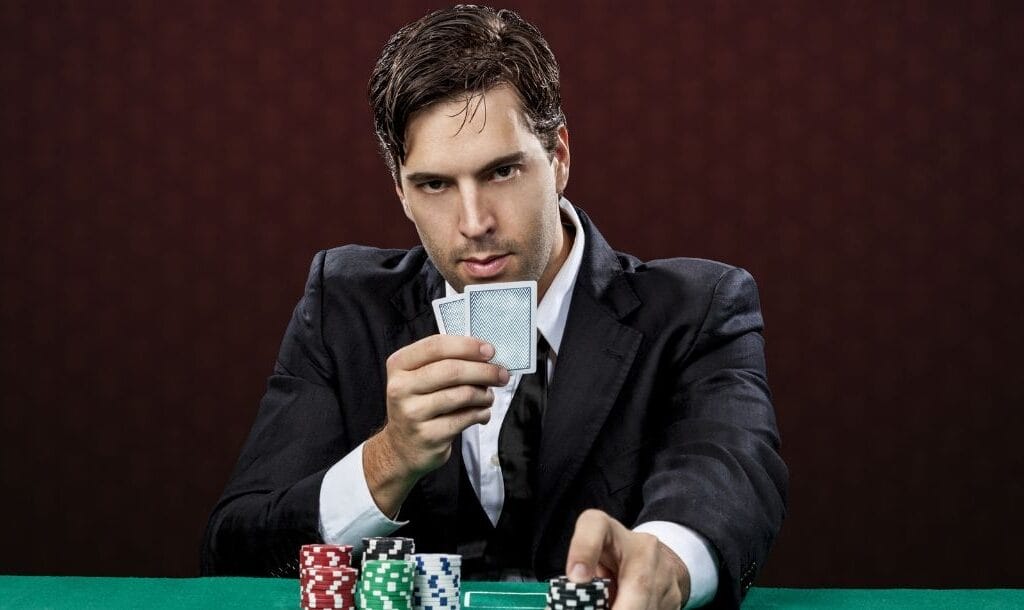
369,5,565,178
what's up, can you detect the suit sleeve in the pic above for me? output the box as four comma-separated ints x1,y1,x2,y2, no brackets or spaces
637,267,788,609
201,250,349,576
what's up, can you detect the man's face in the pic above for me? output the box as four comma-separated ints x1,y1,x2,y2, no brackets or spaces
395,85,570,295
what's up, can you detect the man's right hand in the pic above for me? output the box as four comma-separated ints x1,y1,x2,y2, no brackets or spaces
363,334,509,516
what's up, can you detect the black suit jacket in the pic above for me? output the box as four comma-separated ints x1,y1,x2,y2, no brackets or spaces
201,208,788,609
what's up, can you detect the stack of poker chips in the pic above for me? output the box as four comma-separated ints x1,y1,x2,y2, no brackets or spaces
300,544,358,610
411,553,461,610
359,559,415,610
303,544,355,569
545,576,612,610
361,536,416,562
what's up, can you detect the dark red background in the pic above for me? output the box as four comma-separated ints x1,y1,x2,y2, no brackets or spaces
2,0,1022,588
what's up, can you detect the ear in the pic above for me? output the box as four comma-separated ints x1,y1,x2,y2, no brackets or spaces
395,179,414,222
552,125,570,195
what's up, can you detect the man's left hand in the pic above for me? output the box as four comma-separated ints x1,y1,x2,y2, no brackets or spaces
565,509,691,610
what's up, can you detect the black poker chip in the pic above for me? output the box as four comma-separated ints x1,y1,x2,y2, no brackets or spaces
545,577,612,610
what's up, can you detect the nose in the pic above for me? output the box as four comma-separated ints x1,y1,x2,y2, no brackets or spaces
457,184,496,239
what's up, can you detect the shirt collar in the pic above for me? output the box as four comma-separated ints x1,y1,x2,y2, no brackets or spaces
444,197,585,357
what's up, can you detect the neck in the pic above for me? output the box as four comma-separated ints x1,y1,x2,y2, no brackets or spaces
537,222,573,302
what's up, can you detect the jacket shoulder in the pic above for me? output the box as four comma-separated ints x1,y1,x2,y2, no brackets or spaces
614,254,763,337
312,245,431,296
622,255,756,300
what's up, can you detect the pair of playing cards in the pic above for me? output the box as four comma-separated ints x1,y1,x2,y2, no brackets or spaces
432,281,538,375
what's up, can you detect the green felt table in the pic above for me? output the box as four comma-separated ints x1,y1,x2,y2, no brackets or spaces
0,577,1022,609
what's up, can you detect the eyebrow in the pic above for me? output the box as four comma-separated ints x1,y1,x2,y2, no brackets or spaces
403,151,527,184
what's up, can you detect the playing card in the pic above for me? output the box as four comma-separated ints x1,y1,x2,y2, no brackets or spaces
465,281,537,374
432,294,466,335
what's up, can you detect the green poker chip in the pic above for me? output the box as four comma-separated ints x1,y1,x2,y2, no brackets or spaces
357,559,415,610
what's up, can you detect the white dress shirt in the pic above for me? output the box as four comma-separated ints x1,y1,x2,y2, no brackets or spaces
319,199,719,607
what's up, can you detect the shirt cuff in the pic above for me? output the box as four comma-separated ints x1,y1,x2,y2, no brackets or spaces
633,521,719,609
319,441,407,548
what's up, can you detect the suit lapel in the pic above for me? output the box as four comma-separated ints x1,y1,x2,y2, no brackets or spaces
535,209,643,544
384,249,445,353
384,257,464,537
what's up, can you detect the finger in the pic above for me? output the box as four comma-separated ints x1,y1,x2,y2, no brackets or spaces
409,359,509,395
387,335,494,372
415,385,495,420
419,405,493,443
565,509,616,583
610,533,660,610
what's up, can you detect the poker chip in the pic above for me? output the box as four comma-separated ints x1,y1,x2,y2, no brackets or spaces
411,553,462,610
303,544,355,568
362,537,417,562
545,577,612,610
304,590,357,609
358,558,414,610
299,545,358,610
303,568,358,592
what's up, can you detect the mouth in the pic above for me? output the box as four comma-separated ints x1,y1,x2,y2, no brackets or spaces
460,253,510,280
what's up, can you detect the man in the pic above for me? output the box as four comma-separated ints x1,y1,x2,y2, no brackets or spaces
201,6,787,610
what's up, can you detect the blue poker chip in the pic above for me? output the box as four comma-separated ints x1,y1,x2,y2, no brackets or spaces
409,553,461,610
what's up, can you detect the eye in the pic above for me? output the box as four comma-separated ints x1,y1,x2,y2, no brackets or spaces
492,165,519,181
419,179,447,194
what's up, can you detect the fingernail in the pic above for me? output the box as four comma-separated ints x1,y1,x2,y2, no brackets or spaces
569,562,589,582
498,368,510,384
480,343,495,358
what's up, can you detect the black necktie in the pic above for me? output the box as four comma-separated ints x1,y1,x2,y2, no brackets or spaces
495,335,549,543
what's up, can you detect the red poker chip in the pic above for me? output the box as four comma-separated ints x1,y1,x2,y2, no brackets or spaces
302,583,356,591
301,571,358,579
303,589,355,597
302,590,356,597
301,579,357,588
302,548,354,554
301,566,359,576
299,581,356,589
302,561,352,570
302,583,357,592
300,545,355,568
301,578,357,586
302,561,353,570
302,584,357,593
302,595,356,606
301,556,354,569
302,585,356,592
301,544,354,553
302,562,352,570
302,552,354,560
302,556,354,568
303,591,356,599
301,580,357,587
302,555,353,564
302,579,357,587
302,549,354,558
